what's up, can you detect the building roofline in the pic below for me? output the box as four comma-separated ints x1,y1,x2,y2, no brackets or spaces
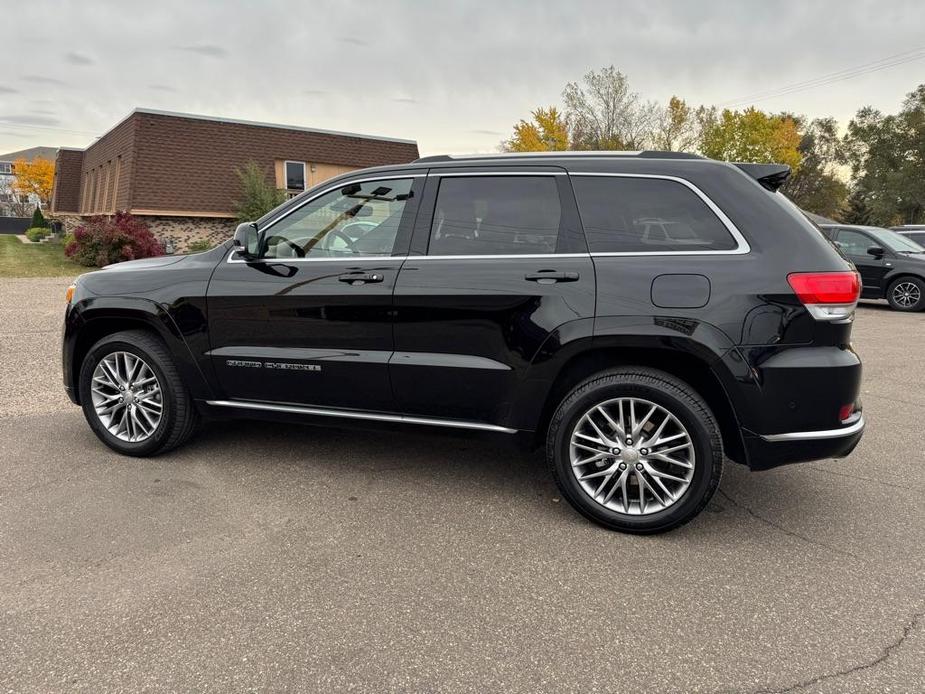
89,108,416,146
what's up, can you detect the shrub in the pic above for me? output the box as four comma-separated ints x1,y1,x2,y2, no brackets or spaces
234,161,286,221
186,239,213,253
31,207,49,228
25,227,49,242
65,212,165,267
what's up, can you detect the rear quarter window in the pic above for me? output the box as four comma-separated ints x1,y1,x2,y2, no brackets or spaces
571,176,737,253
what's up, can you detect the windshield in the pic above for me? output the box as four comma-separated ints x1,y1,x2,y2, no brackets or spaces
864,226,925,253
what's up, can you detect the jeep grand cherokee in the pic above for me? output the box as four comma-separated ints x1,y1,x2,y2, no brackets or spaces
62,151,865,533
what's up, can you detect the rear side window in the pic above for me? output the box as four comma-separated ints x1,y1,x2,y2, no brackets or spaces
572,176,737,253
428,176,561,256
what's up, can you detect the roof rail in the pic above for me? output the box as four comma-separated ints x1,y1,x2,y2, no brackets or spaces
414,150,704,163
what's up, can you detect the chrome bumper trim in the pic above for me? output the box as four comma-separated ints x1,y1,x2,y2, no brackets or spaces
759,416,865,442
206,400,517,434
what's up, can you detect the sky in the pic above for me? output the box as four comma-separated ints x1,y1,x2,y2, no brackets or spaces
2,0,924,157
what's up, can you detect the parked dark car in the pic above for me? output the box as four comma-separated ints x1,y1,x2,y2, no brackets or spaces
62,152,865,533
820,224,925,311
891,225,925,248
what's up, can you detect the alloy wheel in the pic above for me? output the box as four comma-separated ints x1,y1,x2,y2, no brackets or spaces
892,281,921,308
569,397,695,515
90,351,163,442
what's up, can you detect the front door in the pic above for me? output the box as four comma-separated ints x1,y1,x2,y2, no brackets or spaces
390,169,595,428
834,228,890,296
207,175,422,411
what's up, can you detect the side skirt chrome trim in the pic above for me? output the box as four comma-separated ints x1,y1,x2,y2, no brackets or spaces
205,399,518,434
759,416,865,442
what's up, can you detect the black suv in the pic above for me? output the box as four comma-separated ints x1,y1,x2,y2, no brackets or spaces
63,152,865,533
820,224,925,311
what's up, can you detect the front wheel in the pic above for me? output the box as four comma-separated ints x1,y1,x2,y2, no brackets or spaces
547,368,723,534
78,330,199,456
887,276,925,311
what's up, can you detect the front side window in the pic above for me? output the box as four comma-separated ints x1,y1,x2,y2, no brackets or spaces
261,178,413,259
834,229,874,256
572,176,737,253
428,176,561,256
285,161,306,191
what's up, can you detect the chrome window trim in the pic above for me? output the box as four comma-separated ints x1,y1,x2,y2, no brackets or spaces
431,171,566,177
760,416,865,442
569,172,751,256
412,253,587,261
206,399,517,434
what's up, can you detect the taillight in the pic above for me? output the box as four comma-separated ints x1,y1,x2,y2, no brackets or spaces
787,271,860,322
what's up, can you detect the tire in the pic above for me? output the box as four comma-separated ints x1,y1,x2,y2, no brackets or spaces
886,276,925,312
78,330,199,456
547,368,723,534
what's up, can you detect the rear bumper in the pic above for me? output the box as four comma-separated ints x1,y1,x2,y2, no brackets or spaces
743,415,865,471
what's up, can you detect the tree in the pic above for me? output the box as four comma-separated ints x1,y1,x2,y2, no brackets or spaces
843,186,873,225
31,206,48,229
502,107,569,152
234,161,286,222
845,84,925,225
12,156,55,205
653,97,700,152
562,66,659,150
700,108,802,170
780,117,848,218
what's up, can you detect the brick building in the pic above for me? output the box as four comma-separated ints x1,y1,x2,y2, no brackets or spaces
50,108,419,250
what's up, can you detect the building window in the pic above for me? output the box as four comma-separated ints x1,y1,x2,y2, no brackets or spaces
0,162,11,175
285,161,306,191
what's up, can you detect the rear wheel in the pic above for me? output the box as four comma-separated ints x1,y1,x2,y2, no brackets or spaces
78,330,199,456
887,276,924,311
547,368,723,534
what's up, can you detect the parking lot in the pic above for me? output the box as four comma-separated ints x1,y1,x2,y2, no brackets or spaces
1,276,923,693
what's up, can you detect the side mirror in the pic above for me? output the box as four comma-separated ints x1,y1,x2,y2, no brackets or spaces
867,245,885,259
233,222,259,258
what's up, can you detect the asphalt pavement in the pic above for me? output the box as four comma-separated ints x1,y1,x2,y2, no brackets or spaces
1,276,923,693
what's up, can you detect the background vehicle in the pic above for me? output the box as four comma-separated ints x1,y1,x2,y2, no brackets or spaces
63,152,864,533
820,224,925,311
892,225,925,246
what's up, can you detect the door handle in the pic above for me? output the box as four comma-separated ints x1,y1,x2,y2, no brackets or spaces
338,273,384,284
525,270,580,284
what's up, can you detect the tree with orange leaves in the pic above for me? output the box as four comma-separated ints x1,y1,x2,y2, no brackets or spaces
13,156,55,205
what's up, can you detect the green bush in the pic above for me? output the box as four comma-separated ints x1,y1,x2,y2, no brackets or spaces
186,239,213,253
31,207,49,229
25,227,49,242
234,161,286,222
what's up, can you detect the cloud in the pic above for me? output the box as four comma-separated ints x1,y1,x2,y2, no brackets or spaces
31,109,56,115
303,89,329,96
393,97,419,104
148,84,177,92
0,114,62,127
22,75,67,86
176,44,227,58
0,131,29,139
65,52,94,65
0,86,18,94
468,129,504,136
337,37,369,47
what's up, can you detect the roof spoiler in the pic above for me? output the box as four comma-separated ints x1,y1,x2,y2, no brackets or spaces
734,163,791,192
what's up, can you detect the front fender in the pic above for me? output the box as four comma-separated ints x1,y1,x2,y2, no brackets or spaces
63,295,215,403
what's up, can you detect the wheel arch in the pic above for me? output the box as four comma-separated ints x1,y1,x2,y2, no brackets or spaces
518,339,748,466
66,298,214,404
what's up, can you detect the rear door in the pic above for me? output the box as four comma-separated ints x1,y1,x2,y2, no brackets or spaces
207,174,423,411
389,167,595,428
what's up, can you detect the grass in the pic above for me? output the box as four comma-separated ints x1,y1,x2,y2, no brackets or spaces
0,235,86,278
